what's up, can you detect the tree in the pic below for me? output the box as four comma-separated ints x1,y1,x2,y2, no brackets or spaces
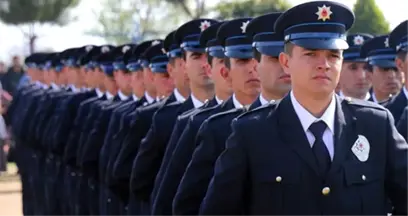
89,0,180,45
164,0,207,19
0,0,80,53
213,0,291,20
348,0,389,35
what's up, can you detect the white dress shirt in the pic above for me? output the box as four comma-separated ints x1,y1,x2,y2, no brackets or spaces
290,91,335,160
215,96,223,105
174,88,187,103
144,91,155,104
106,92,114,100
50,82,60,90
232,94,250,109
191,93,205,108
132,94,139,101
95,88,104,98
259,94,274,105
118,90,130,101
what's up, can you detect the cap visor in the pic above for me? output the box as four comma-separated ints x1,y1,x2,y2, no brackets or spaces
291,38,349,50
369,60,396,68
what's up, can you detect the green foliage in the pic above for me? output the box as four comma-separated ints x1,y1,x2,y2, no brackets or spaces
0,0,79,25
348,0,389,35
164,0,206,19
214,0,291,20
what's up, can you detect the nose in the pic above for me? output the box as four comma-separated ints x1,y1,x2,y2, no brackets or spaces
316,55,330,71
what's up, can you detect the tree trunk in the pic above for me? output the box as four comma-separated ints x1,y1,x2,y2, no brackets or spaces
29,35,37,54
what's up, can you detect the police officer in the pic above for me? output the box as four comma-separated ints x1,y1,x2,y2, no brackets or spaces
200,1,408,214
397,107,408,141
130,19,217,214
174,17,261,215
386,20,408,123
338,33,373,100
245,12,291,108
361,35,401,104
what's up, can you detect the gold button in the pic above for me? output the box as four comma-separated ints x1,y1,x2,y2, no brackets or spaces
275,176,282,182
362,175,366,181
322,187,330,195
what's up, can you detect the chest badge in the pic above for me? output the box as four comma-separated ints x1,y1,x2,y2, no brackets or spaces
351,135,370,162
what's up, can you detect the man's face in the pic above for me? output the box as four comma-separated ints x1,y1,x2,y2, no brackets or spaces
143,67,155,93
153,72,174,97
372,66,401,95
210,57,232,95
396,52,408,86
12,56,20,67
184,51,212,86
228,58,260,97
114,70,131,92
280,45,343,98
168,58,189,90
131,71,145,96
257,54,291,96
104,75,117,93
340,62,371,97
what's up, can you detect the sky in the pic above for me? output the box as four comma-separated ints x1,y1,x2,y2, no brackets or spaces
0,0,406,63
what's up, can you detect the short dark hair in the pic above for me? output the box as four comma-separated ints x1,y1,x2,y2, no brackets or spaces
284,42,294,56
207,55,213,66
253,48,261,63
168,57,176,66
364,63,373,72
224,57,231,69
181,49,187,61
397,51,407,62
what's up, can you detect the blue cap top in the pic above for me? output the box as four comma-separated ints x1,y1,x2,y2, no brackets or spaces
174,19,219,53
25,53,48,69
163,31,182,58
343,33,373,62
274,1,354,50
112,44,136,72
389,20,408,52
360,35,396,68
60,48,81,67
95,48,116,77
143,41,169,73
217,18,253,59
199,21,225,58
77,45,96,66
246,12,283,57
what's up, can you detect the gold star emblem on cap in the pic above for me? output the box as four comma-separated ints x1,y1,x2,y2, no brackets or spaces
353,35,364,45
200,20,211,32
151,40,160,46
316,5,333,21
384,37,389,47
240,20,250,33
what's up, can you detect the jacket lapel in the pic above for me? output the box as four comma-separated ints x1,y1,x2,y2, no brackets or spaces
249,97,262,110
328,97,358,175
277,95,320,176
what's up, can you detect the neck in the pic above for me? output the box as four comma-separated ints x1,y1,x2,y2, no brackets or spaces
292,88,332,118
372,88,389,102
134,90,145,98
342,89,367,100
190,84,214,103
235,92,258,106
120,88,132,96
214,85,232,101
147,89,157,98
176,84,190,99
262,88,287,101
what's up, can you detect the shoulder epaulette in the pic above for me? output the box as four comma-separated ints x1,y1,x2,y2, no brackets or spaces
236,101,278,121
342,96,386,111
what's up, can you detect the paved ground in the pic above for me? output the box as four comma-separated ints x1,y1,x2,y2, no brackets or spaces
0,164,22,216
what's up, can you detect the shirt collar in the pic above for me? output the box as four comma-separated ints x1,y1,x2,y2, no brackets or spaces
70,84,80,93
290,91,336,134
232,94,250,109
50,82,60,90
105,92,114,100
96,88,104,98
118,90,130,101
174,88,187,103
132,94,139,101
144,91,155,104
259,94,272,105
339,90,371,101
191,93,204,108
215,96,223,105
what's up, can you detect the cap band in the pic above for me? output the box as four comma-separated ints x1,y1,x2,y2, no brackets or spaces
127,62,142,72
206,46,224,58
224,44,253,59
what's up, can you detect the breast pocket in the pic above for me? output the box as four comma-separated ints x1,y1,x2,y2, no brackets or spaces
255,165,301,214
344,161,385,214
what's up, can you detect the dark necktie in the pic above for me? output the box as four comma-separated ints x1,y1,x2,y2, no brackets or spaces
309,121,331,176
